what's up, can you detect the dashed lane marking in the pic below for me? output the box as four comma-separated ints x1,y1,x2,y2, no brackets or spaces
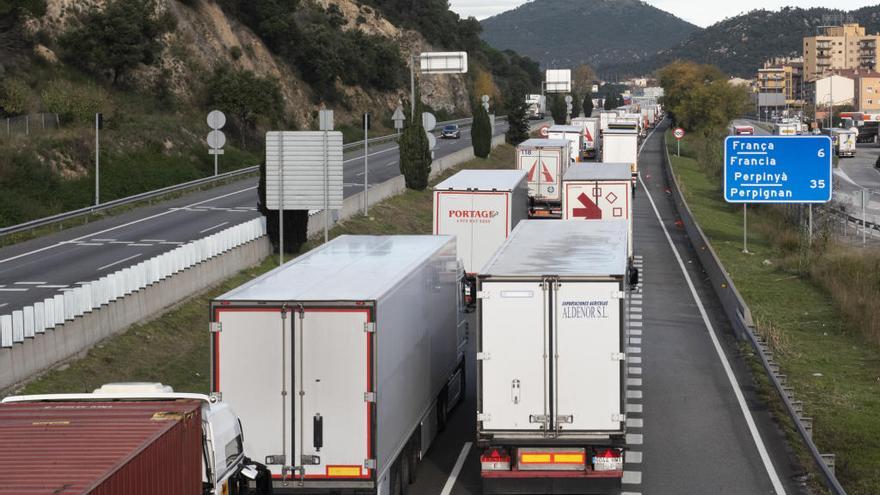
627,378,643,387
626,346,641,354
199,222,229,234
626,403,643,414
626,451,643,464
627,390,643,399
37,285,68,289
630,356,642,364
14,281,46,285
630,321,643,327
626,418,644,428
98,253,142,272
630,329,642,336
630,337,642,345
626,433,643,445
0,288,28,292
629,366,642,375
622,471,642,485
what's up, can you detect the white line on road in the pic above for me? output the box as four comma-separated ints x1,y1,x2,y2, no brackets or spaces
37,285,68,289
639,170,786,494
92,238,115,242
0,186,256,266
140,239,166,243
14,281,47,285
0,288,28,292
440,441,473,495
343,147,397,164
0,303,6,308
199,222,229,234
98,253,143,272
128,243,153,247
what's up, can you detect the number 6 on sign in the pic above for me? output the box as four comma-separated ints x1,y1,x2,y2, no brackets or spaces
818,148,826,158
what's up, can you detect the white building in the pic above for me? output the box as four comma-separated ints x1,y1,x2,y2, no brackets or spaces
808,74,855,106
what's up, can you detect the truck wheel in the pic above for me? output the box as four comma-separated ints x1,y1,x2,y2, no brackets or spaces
437,392,448,432
409,441,419,484
400,454,411,495
391,462,403,495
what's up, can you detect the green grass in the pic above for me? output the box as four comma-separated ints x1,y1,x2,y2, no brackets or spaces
667,130,880,494
14,143,517,396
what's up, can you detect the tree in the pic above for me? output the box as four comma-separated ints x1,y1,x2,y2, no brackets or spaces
472,102,492,158
582,92,594,118
505,99,530,146
0,78,30,117
572,64,596,96
603,91,616,110
550,94,567,125
399,89,432,190
59,0,175,85
204,65,283,147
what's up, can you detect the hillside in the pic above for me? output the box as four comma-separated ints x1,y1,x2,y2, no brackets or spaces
606,5,880,77
479,0,700,68
0,0,540,227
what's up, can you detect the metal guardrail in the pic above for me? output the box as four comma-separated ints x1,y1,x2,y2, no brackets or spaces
0,217,267,347
1,116,501,238
661,131,846,494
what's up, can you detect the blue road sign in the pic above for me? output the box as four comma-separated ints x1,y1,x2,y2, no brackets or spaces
724,136,832,203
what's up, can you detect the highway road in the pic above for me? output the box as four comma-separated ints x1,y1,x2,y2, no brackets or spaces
409,121,806,494
0,121,510,314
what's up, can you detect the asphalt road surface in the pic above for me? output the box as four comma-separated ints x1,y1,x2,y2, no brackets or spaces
0,122,510,313
409,121,806,495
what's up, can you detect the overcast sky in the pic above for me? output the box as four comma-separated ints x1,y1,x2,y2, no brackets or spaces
449,0,879,28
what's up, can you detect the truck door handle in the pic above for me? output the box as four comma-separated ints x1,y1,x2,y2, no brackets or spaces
313,414,323,451
511,379,521,404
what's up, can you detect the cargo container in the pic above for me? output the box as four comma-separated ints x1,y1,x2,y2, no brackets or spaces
433,170,529,275
773,122,798,136
599,112,617,135
211,235,465,494
525,94,546,120
562,163,633,258
475,221,634,495
570,117,601,159
0,383,265,495
548,125,585,162
602,128,640,189
829,128,857,157
516,138,571,217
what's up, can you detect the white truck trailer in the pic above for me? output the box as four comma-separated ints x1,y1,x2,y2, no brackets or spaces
602,128,640,190
562,163,633,258
570,117,601,159
516,138,571,217
525,94,546,120
548,125,585,162
599,111,617,136
830,128,857,157
211,235,465,494
773,122,798,136
476,220,634,495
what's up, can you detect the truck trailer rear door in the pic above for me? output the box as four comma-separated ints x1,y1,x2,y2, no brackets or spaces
479,282,548,431
554,282,624,432
294,309,372,479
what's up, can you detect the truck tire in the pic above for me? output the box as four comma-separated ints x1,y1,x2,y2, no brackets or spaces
437,392,448,432
408,438,420,484
400,453,411,495
391,461,403,495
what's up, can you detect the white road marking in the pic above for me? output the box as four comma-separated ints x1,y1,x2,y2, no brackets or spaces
160,241,184,245
199,222,229,234
110,241,132,244
0,288,28,292
630,356,642,364
626,433,643,445
630,321,643,327
0,186,256,266
440,441,472,495
627,390,643,399
629,366,642,375
630,337,642,345
628,378,643,387
343,147,397,164
75,243,104,246
14,281,46,285
128,243,153,247
631,329,642,336
627,417,644,428
0,303,7,308
140,239,165,242
626,346,641,354
622,471,642,484
627,403,643,414
92,238,115,242
98,253,143,272
37,285,68,289
639,169,786,494
626,451,643,464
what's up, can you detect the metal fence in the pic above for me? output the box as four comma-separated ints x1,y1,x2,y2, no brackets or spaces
0,217,266,347
2,113,61,137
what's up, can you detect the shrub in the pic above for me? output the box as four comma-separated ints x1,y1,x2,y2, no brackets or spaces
0,78,31,116
40,79,107,123
204,65,283,146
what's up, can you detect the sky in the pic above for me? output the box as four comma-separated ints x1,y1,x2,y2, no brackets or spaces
448,0,879,28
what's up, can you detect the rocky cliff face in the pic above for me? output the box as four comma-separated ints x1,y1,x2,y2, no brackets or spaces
28,0,471,128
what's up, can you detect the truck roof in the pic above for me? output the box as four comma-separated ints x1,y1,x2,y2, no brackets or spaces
0,400,201,493
216,235,455,302
563,163,632,181
434,169,527,192
519,138,570,148
481,220,627,277
548,125,583,133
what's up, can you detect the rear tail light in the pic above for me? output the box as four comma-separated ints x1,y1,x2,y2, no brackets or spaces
480,448,511,471
592,448,624,472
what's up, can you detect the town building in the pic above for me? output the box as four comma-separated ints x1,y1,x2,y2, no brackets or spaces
803,23,880,81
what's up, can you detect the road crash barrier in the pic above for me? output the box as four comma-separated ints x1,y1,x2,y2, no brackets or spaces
0,217,270,392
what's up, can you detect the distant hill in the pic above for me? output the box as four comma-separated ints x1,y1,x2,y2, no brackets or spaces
480,0,700,69
605,5,880,77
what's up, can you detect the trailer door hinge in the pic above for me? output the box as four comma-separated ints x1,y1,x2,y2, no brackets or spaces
476,291,489,299
210,322,222,333
612,413,626,422
611,290,625,299
364,322,376,333
364,459,377,470
556,415,573,424
364,392,376,403
477,412,491,422
611,352,626,361
476,352,491,361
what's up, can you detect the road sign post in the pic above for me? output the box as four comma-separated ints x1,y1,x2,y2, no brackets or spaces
724,135,832,254
673,127,685,156
207,110,227,176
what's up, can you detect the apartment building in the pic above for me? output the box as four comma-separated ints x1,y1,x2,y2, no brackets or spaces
837,69,880,112
804,24,880,81
756,58,804,103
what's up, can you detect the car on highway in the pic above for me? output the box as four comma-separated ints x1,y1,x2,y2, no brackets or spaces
441,124,462,139
733,125,755,135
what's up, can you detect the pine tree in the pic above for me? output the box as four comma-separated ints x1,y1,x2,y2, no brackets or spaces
603,91,617,110
472,102,492,158
583,92,594,117
505,99,530,146
550,94,567,125
398,89,432,190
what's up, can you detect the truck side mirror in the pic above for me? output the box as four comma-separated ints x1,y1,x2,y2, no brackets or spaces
628,267,639,288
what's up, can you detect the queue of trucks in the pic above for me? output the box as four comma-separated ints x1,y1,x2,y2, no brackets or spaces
0,97,655,495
